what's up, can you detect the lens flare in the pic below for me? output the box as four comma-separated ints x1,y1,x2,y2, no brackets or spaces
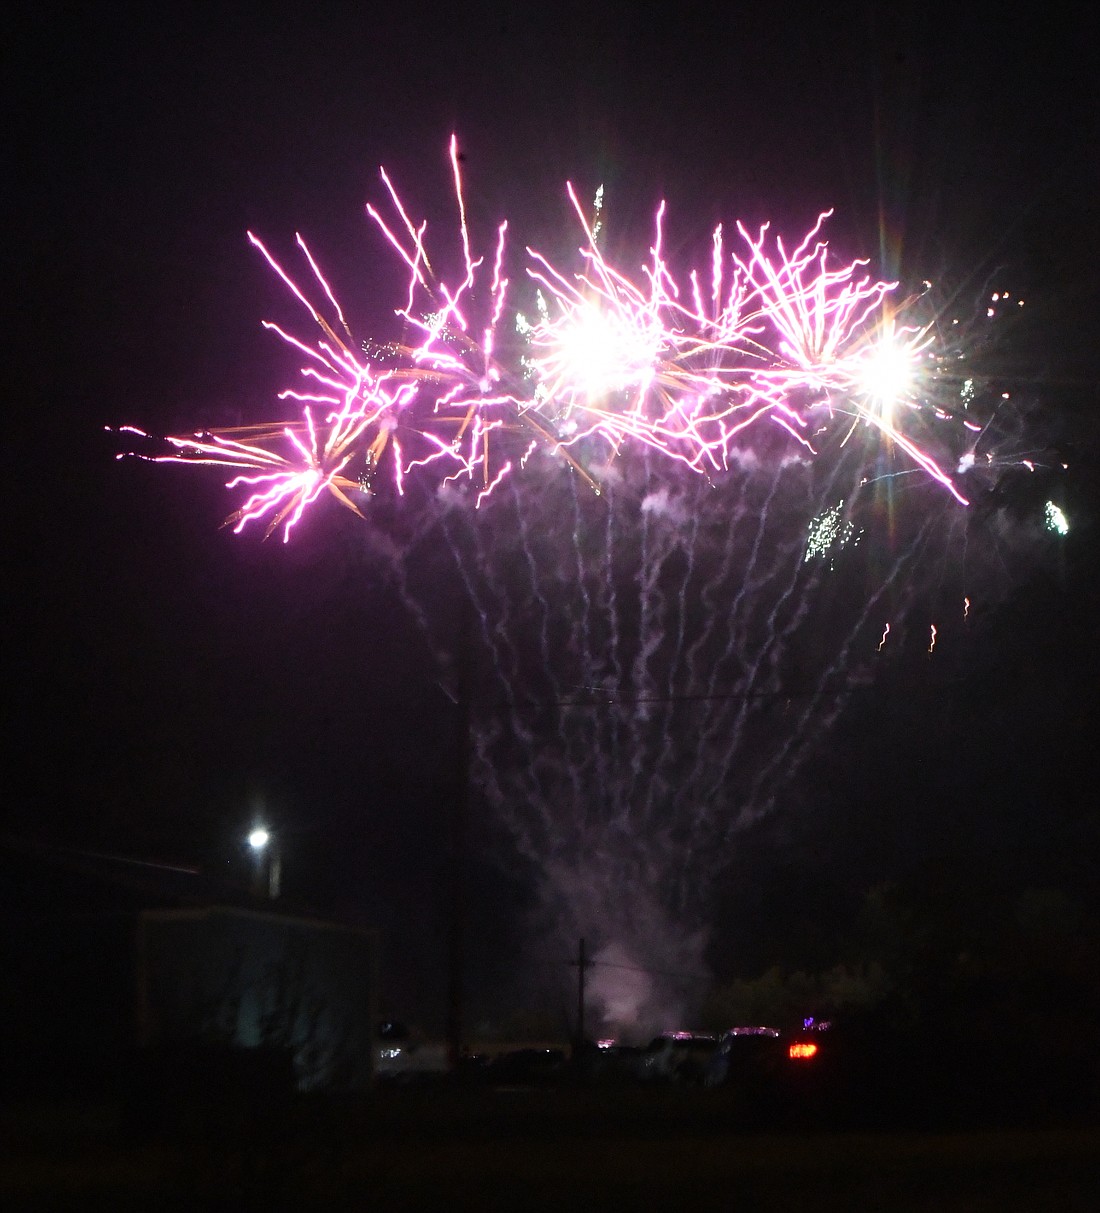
855,321,925,415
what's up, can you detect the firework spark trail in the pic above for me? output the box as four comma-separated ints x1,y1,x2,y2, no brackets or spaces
446,475,592,860
602,476,627,820
641,502,702,830
438,502,564,863
628,488,680,812
594,481,631,832
260,373,1046,1037
768,521,938,801
644,506,714,839
120,139,989,534
566,472,606,820
675,466,835,864
440,431,959,942
510,478,557,697
460,459,825,954
680,484,746,703
681,462,787,711
471,464,792,834
659,479,779,851
577,471,645,847
712,512,939,862
695,472,829,772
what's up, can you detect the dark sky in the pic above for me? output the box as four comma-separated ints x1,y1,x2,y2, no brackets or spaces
6,2,1100,1026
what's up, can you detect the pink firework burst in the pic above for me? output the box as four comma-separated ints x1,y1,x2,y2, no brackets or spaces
119,137,974,537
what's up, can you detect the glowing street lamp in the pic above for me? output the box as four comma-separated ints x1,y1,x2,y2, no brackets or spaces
246,825,280,899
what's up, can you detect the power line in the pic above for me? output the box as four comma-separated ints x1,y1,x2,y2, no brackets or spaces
567,956,711,983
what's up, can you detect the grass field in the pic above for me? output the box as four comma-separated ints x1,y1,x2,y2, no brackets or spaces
4,1088,1099,1210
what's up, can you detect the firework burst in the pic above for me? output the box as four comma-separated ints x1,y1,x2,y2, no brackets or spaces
115,139,1061,1036
119,138,982,535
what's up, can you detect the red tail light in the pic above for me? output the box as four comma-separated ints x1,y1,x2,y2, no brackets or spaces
788,1041,818,1060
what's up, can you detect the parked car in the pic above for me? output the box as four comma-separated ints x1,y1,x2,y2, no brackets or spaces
583,1041,646,1083
375,1020,450,1081
704,1026,784,1089
639,1032,719,1084
486,1047,568,1086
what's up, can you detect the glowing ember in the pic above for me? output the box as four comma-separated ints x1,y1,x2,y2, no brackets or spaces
1044,501,1069,536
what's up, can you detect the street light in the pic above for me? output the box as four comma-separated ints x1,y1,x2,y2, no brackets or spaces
247,825,280,899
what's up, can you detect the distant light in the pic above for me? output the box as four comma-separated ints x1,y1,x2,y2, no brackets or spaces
1044,501,1069,536
248,828,270,851
789,1042,818,1060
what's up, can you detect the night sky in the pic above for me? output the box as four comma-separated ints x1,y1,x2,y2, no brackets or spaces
7,2,1099,1031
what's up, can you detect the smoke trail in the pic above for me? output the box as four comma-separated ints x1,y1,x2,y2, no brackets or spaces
361,437,865,1029
363,285,1063,1038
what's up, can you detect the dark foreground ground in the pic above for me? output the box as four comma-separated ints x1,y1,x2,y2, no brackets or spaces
3,1086,1100,1212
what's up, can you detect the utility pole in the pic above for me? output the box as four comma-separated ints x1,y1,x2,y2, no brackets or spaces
446,624,471,1072
573,936,589,1056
